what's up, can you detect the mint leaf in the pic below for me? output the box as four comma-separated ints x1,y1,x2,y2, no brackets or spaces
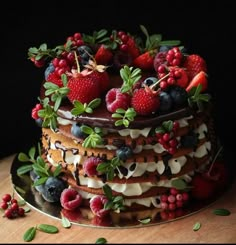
37,224,59,234
23,227,37,242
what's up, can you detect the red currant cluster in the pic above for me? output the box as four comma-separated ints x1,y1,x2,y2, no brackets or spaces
51,52,76,77
66,32,84,48
110,31,139,58
0,194,25,219
31,103,43,120
157,66,188,90
156,121,180,155
165,47,183,66
160,187,189,211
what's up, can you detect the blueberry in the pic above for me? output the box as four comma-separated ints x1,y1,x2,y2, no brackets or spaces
71,122,87,139
116,146,133,161
159,91,173,112
34,176,45,193
44,63,54,80
159,45,172,52
41,177,67,203
30,170,37,181
169,85,188,107
143,77,158,87
35,118,43,127
77,45,93,57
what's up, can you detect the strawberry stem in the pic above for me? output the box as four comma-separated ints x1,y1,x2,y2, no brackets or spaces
149,73,170,90
74,51,80,73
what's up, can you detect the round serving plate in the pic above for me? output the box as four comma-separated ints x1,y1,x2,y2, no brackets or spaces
10,154,230,229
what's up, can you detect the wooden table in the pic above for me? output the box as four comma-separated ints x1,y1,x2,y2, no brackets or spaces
1,154,236,243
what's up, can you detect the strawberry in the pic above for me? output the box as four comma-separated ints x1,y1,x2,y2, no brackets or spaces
183,54,207,80
190,174,216,200
131,87,160,116
133,51,155,70
46,71,63,87
67,72,100,104
126,37,140,59
88,70,110,93
94,45,113,65
186,71,208,92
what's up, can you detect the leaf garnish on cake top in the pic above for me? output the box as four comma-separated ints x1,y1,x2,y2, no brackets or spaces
112,108,136,127
71,98,101,116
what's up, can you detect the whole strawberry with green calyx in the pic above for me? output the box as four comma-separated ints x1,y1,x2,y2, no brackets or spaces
183,54,207,80
67,69,101,104
133,50,156,70
131,86,160,116
83,59,110,93
94,44,113,65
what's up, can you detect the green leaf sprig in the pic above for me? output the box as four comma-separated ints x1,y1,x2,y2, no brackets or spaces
102,184,125,213
81,125,104,148
37,97,58,131
23,224,59,242
96,157,121,181
112,108,136,127
82,29,109,45
139,25,181,52
212,208,231,216
17,145,61,186
71,98,101,116
120,65,142,94
44,74,69,111
188,84,211,111
171,178,188,190
28,43,65,63
155,120,174,134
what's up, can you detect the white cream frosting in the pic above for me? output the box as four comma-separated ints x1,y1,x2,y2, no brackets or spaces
78,173,193,196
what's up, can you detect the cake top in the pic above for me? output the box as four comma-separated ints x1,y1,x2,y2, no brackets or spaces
29,25,210,131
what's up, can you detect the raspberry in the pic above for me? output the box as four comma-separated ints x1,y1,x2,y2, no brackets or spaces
83,157,103,177
153,51,167,72
60,188,82,210
105,88,131,113
89,195,109,217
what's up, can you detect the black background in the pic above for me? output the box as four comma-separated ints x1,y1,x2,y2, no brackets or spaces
1,2,235,159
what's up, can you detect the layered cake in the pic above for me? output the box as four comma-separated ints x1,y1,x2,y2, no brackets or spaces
20,26,229,225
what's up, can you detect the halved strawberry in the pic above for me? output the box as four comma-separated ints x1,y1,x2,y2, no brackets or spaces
133,51,156,70
186,71,208,92
183,54,207,80
94,45,113,65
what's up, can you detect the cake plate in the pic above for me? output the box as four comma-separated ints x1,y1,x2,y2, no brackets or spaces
10,154,231,229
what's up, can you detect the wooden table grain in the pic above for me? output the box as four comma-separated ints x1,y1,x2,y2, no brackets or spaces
0,154,236,243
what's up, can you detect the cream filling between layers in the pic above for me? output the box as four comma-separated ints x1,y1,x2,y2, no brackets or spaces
77,189,162,208
46,141,211,178
78,174,193,196
57,115,195,139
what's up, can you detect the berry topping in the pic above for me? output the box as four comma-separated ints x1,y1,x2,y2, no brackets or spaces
83,157,103,176
105,88,131,113
89,195,109,217
186,71,208,92
116,145,133,161
131,87,160,116
41,177,67,203
60,188,82,210
183,54,207,80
